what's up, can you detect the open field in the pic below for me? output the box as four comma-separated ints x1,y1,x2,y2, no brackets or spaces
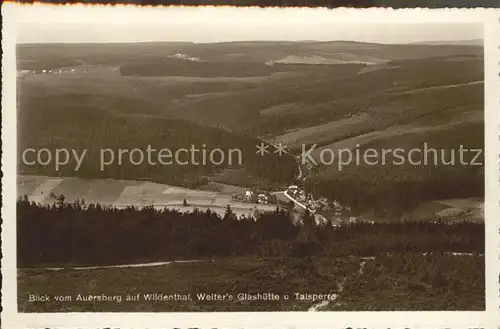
18,175,277,218
18,254,484,312
405,198,484,223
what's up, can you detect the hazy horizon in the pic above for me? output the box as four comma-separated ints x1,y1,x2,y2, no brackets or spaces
16,22,482,45
16,38,483,46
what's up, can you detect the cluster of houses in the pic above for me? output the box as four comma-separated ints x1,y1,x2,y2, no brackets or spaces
232,190,276,205
18,67,92,76
167,53,201,62
287,185,344,213
286,185,365,225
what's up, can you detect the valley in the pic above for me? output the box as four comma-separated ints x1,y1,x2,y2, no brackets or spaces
16,40,485,312
17,41,484,222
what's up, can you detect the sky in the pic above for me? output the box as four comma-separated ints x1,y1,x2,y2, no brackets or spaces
10,6,484,44
17,22,483,44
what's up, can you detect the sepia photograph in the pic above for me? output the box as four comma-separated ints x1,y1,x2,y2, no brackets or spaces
3,6,496,320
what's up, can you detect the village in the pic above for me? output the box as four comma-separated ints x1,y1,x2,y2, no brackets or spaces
17,65,122,78
231,190,277,205
284,185,358,225
18,66,89,76
228,183,363,226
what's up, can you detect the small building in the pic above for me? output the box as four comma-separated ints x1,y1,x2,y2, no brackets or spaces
245,190,254,202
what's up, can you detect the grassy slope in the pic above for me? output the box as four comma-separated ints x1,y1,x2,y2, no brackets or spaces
17,175,278,219
18,255,484,312
334,254,484,311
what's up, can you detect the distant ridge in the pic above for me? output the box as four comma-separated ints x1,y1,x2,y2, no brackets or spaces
273,54,336,65
270,53,384,65
411,39,483,46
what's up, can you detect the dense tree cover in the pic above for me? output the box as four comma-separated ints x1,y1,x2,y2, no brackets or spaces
305,165,484,217
17,197,484,267
120,60,276,77
304,119,484,217
119,60,362,78
196,58,483,138
18,97,297,188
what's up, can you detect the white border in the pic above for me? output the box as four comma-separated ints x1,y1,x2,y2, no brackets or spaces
2,5,500,328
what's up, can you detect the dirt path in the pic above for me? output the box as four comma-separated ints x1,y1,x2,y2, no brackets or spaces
283,190,308,210
307,276,348,312
21,259,209,272
306,251,481,312
308,259,369,312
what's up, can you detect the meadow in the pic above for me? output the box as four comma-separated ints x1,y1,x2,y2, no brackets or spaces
18,254,484,312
